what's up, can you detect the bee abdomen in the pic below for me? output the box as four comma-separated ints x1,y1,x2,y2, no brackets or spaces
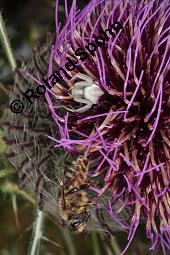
74,156,88,185
64,156,89,187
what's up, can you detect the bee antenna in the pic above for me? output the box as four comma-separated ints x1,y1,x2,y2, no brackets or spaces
57,169,65,186
55,175,61,185
59,169,66,209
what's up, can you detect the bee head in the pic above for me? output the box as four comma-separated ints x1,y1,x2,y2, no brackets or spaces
69,213,91,233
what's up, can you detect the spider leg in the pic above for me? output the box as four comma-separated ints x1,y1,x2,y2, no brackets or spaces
73,97,90,104
62,103,92,113
73,98,93,113
75,103,93,113
71,73,93,84
61,105,75,112
73,80,92,87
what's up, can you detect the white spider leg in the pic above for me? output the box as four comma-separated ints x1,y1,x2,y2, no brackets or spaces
74,97,91,104
71,73,93,84
74,97,93,113
73,80,92,87
62,105,75,112
75,103,93,113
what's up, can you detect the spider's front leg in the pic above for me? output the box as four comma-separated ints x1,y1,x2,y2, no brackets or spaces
71,73,93,87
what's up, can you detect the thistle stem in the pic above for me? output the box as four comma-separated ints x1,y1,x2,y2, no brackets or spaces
29,209,44,255
111,236,121,255
91,233,101,255
0,12,16,70
61,227,77,255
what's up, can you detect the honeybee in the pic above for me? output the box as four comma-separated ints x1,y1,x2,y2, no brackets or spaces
58,155,93,233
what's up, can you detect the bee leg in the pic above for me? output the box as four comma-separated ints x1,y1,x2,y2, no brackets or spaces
70,202,80,208
60,169,66,209
66,181,97,194
79,182,97,190
66,186,79,195
80,200,93,207
84,200,92,206
69,200,92,209
70,199,92,208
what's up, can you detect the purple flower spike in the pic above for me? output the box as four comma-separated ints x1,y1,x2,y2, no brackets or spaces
45,0,170,253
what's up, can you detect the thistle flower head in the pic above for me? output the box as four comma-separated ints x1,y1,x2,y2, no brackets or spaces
44,0,170,253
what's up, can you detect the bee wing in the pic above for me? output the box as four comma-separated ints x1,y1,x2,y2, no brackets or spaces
84,190,131,235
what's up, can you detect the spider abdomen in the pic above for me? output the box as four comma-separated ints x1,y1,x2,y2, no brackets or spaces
84,83,104,104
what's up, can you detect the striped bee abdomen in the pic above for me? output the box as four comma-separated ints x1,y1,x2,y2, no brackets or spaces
72,156,88,186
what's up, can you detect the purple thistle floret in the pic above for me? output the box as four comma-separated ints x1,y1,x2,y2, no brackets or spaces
36,0,169,253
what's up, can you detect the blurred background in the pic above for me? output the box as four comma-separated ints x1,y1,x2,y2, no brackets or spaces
0,0,161,254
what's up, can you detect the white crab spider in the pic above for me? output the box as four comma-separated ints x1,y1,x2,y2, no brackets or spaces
69,73,104,113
